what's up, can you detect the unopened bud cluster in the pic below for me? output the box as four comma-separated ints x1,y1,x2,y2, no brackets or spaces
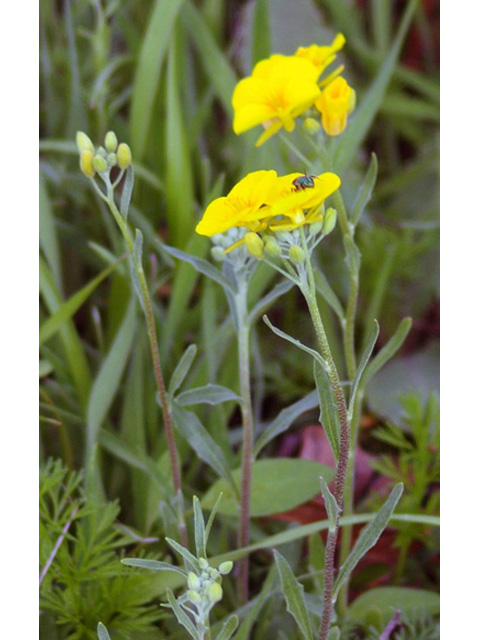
185,558,233,618
76,130,132,180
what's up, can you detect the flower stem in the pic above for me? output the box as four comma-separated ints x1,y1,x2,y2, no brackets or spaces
104,187,187,547
236,278,254,604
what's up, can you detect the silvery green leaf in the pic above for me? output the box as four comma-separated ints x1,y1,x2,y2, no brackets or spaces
176,384,242,407
97,622,111,640
314,270,345,322
205,491,223,544
215,615,239,640
193,496,206,558
247,280,295,324
165,588,199,639
351,153,378,227
121,557,188,577
263,315,329,370
120,165,134,219
332,483,403,602
166,537,200,573
274,550,314,640
169,344,198,396
363,318,412,386
172,402,235,489
344,235,361,274
319,476,340,531
133,228,143,265
327,627,341,640
348,319,380,420
163,244,235,293
314,361,340,460
253,390,319,457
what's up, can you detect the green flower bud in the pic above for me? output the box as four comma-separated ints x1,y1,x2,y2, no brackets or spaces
187,590,203,604
80,150,95,178
93,154,108,173
289,245,306,264
245,232,264,260
76,131,94,154
105,131,118,153
264,237,282,258
207,582,223,604
208,567,218,579
322,208,337,235
218,561,233,575
107,152,117,167
97,146,108,159
199,558,209,570
211,246,226,262
187,572,201,591
303,117,321,134
308,220,324,237
117,142,132,169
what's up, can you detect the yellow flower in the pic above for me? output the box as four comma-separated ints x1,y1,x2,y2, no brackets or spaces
315,77,356,137
267,172,341,231
232,56,321,147
294,34,346,78
195,170,279,237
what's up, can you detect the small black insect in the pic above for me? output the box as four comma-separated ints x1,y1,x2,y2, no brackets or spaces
292,174,316,191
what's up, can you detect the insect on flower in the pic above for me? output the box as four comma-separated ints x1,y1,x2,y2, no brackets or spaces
292,174,317,191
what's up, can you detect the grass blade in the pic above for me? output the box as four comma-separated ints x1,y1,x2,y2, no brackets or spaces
274,550,314,640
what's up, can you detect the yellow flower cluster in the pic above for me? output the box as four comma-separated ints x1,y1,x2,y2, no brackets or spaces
232,34,355,146
195,170,340,244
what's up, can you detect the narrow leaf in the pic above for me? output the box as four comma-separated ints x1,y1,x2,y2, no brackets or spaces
193,496,206,558
344,235,361,274
168,344,197,396
327,628,341,640
363,318,412,386
120,165,134,219
253,390,319,457
205,492,223,544
97,623,111,640
166,537,199,572
332,483,404,602
351,154,378,227
348,319,380,418
121,557,188,577
215,615,239,640
39,169,61,290
40,260,121,346
314,270,344,322
162,244,235,293
165,588,199,639
251,0,271,65
263,315,328,369
319,476,340,531
274,550,314,640
313,361,341,460
176,384,242,407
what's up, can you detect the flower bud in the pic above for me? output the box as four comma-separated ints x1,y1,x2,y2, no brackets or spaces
303,117,321,134
107,152,117,167
308,220,324,237
80,150,95,178
289,245,306,264
218,561,233,575
187,572,201,591
199,558,209,570
117,142,132,169
264,237,282,258
322,208,337,235
93,154,108,173
105,131,118,153
187,590,203,604
245,232,264,260
76,131,94,154
207,582,223,604
211,246,226,262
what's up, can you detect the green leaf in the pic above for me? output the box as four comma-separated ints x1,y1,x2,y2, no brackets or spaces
86,297,137,459
165,588,199,640
235,567,277,640
351,153,378,227
274,550,314,640
332,484,404,602
202,459,334,517
247,280,294,325
253,390,319,457
166,537,199,573
263,315,328,369
215,615,239,640
176,384,242,406
169,344,198,396
334,0,419,171
313,361,340,460
162,244,235,293
97,622,111,640
319,476,340,531
121,558,188,578
344,235,361,275
363,317,412,386
120,166,134,219
193,496,206,558
130,0,185,160
314,270,344,322
171,402,235,488
40,260,121,346
348,587,440,626
39,169,61,291
327,628,341,640
348,319,380,419
251,0,271,65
